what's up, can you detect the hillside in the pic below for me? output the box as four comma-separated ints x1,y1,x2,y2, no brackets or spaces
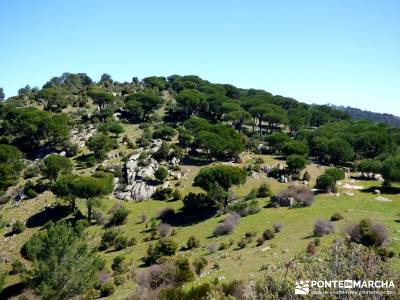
0,73,400,299
332,105,400,127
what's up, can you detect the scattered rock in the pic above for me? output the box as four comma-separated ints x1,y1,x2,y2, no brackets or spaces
375,196,392,202
343,184,363,190
344,192,354,196
373,189,381,195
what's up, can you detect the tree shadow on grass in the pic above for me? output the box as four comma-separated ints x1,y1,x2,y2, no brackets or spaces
26,205,71,228
361,186,400,195
0,282,27,299
159,208,217,227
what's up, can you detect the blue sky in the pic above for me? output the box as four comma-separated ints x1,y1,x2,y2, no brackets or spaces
1,0,399,114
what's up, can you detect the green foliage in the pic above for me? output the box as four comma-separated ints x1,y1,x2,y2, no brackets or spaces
112,255,129,274
145,238,178,265
0,144,24,190
186,235,201,249
325,167,345,182
264,132,290,153
88,88,116,113
193,257,208,275
282,140,309,157
286,154,307,174
125,91,164,121
316,174,336,193
86,133,115,160
108,207,130,226
152,125,176,141
35,87,67,112
98,120,124,136
346,219,388,247
194,165,247,192
382,156,400,183
174,256,195,283
155,166,169,182
42,154,72,181
21,222,101,300
12,220,26,234
331,212,343,221
355,159,382,174
262,229,275,240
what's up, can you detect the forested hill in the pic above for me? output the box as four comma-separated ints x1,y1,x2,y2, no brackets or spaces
331,105,400,127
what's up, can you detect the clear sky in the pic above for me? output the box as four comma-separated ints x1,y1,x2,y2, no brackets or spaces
1,0,399,114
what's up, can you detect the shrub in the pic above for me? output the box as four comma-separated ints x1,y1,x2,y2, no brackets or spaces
273,185,314,207
172,189,182,201
230,199,260,217
187,236,201,249
12,220,26,234
346,219,388,247
174,256,195,283
108,207,130,226
313,219,335,237
213,213,240,236
115,235,129,250
10,259,27,275
273,223,283,233
302,171,311,182
145,238,178,264
238,237,252,249
140,214,147,223
325,167,345,182
153,187,174,200
193,257,208,275
100,229,120,250
207,243,219,253
256,236,266,246
262,229,275,240
100,281,115,297
287,154,307,174
112,255,129,274
24,165,40,179
314,237,321,246
306,242,316,256
316,174,336,193
155,166,169,182
128,237,137,246
158,223,172,238
331,212,343,221
257,183,271,198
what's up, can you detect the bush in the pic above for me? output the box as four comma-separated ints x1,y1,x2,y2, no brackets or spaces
174,256,195,283
128,237,137,246
10,259,27,275
100,229,120,250
346,219,388,247
145,238,178,265
158,223,172,238
256,236,266,246
155,166,169,182
12,220,26,234
262,229,275,240
237,237,252,249
187,236,201,249
287,154,307,174
108,207,130,226
313,219,335,237
112,255,129,274
213,213,240,236
115,235,129,250
229,199,260,217
193,257,208,275
172,189,182,201
273,223,283,233
331,212,343,221
24,165,41,179
316,174,336,193
273,185,314,207
257,183,271,197
314,237,321,246
153,187,174,200
302,171,311,181
325,168,345,182
100,281,116,297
